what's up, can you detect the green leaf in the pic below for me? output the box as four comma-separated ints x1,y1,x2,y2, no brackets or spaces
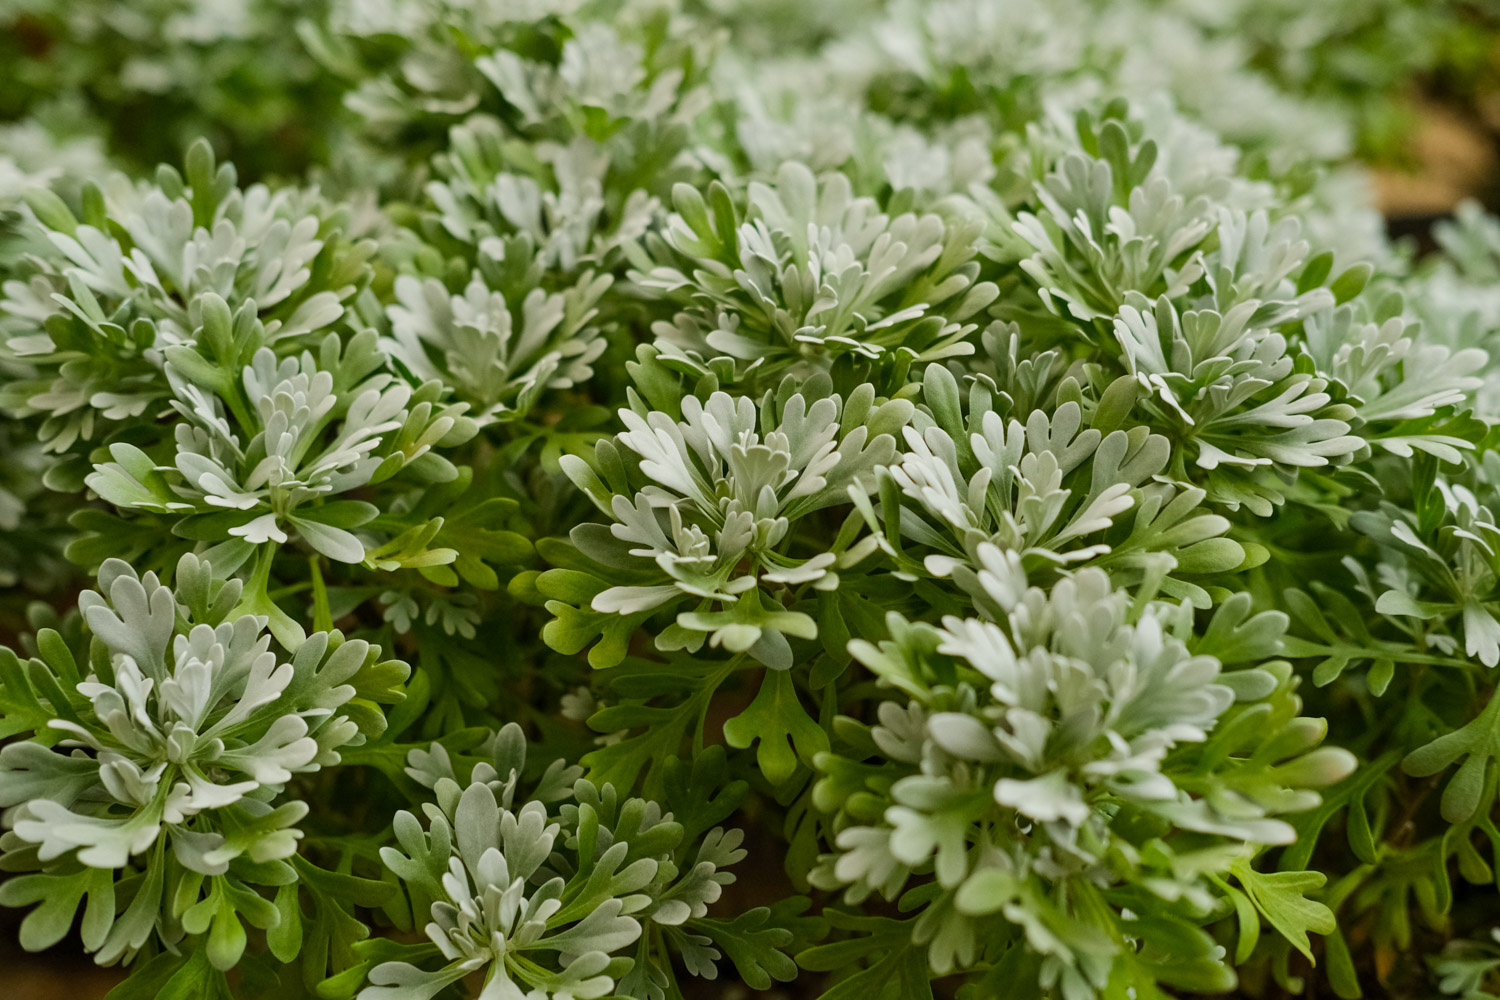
691,898,822,989
297,501,380,529
1229,861,1336,963
660,746,748,843
1328,262,1373,304
800,914,933,1000
542,599,651,669
0,866,115,952
1297,251,1334,295
432,498,534,589
722,669,829,786
1403,691,1500,823
0,647,60,739
105,942,233,1000
282,855,388,991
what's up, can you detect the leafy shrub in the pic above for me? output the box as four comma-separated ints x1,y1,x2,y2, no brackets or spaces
2,1,1500,999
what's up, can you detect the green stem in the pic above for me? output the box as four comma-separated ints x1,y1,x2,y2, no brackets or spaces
693,656,746,756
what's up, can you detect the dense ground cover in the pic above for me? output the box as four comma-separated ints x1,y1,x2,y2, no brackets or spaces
3,2,1500,998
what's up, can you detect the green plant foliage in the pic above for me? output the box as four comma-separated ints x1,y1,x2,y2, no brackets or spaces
1,1,1499,998
0,553,405,971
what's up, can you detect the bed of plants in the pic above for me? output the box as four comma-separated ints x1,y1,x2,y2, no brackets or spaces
2,1,1500,998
